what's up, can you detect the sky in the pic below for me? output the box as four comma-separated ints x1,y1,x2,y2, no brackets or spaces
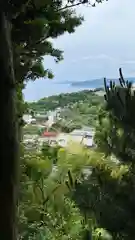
24,0,135,101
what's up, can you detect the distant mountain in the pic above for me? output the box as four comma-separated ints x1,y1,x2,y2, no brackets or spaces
58,77,135,89
71,78,107,88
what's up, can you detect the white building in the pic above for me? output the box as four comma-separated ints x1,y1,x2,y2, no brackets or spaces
82,136,94,147
69,129,95,147
23,114,36,124
56,129,95,148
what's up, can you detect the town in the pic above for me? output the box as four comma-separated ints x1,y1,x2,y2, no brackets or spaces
23,108,96,151
22,90,104,151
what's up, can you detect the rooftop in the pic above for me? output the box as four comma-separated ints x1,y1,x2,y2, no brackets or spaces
70,129,95,137
42,131,58,137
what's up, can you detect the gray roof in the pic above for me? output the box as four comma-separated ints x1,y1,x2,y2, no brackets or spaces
70,129,95,137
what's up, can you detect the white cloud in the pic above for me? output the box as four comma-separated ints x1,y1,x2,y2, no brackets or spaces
71,54,118,63
123,60,135,65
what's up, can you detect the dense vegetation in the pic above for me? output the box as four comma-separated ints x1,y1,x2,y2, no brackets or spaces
19,71,135,240
19,143,114,239
28,90,104,112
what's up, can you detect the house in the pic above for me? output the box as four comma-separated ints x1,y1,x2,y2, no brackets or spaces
35,114,48,125
82,135,94,148
69,128,95,147
42,131,58,144
39,128,95,148
23,114,36,124
56,129,95,148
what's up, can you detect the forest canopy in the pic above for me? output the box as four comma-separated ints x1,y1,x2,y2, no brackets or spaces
28,89,104,111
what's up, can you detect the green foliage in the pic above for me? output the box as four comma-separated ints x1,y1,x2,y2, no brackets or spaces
50,121,82,133
12,0,85,84
41,143,61,163
23,124,40,135
72,150,135,239
95,69,135,163
92,69,135,239
29,90,103,111
19,144,115,239
95,107,121,157
19,147,87,239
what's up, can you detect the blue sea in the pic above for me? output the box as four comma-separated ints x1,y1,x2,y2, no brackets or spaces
23,77,135,102
23,81,95,102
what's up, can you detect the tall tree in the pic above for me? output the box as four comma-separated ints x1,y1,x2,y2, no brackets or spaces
95,68,135,163
91,69,135,239
0,8,19,239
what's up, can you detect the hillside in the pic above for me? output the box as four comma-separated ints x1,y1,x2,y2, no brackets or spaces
28,89,104,112
61,77,135,88
27,89,105,130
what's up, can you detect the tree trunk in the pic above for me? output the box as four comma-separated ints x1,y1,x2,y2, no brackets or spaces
0,11,19,240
